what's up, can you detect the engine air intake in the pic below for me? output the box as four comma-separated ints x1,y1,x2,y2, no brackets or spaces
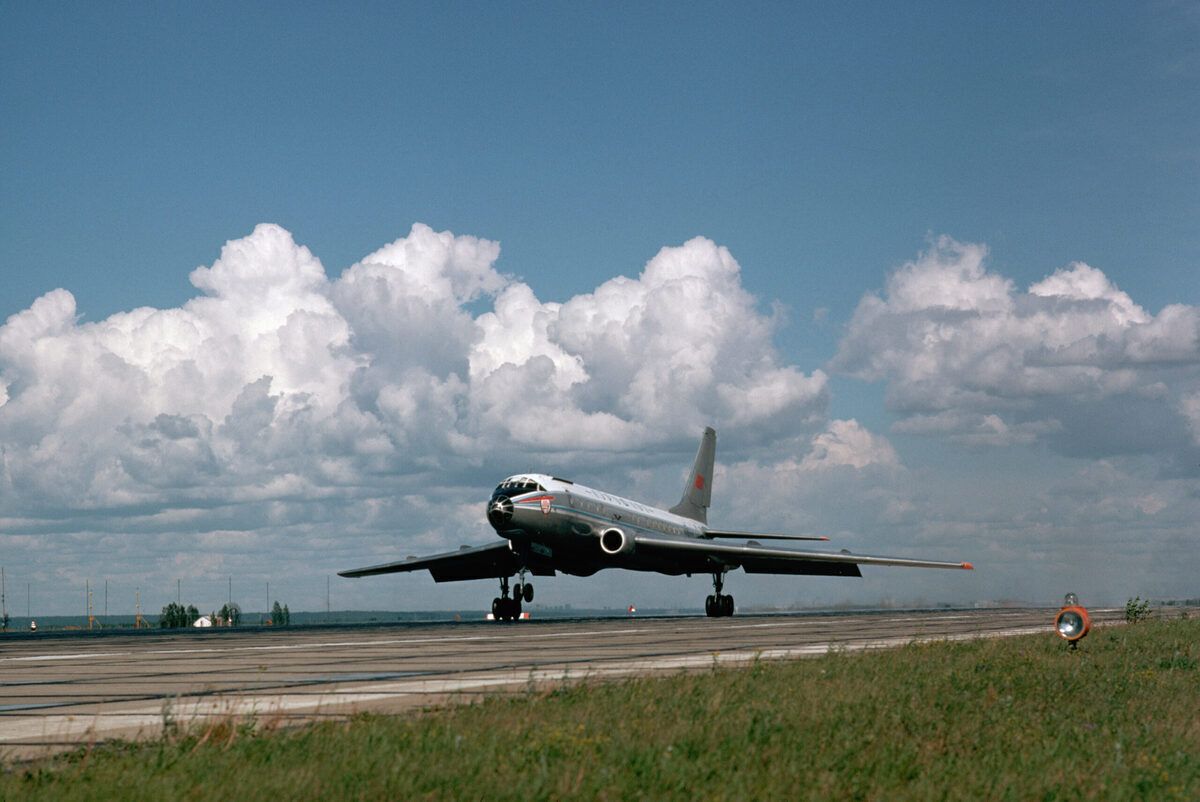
600,527,634,556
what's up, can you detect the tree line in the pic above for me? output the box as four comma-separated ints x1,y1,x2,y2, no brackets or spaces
159,601,243,628
159,600,294,628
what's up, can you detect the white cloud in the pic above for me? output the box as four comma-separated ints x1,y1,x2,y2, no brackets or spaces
4,226,1197,614
0,223,833,611
800,419,899,471
892,411,1062,447
833,236,1200,461
715,420,904,540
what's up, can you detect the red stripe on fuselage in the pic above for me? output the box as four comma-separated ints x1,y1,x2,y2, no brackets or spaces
514,494,555,505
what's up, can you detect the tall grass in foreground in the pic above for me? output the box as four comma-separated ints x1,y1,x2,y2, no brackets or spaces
4,618,1199,800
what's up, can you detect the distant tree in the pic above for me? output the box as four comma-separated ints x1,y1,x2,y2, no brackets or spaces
219,602,242,627
282,604,290,626
186,605,200,626
160,602,188,628
272,600,283,625
1,611,9,632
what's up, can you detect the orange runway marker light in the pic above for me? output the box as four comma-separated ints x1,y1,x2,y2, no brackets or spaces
1054,592,1091,648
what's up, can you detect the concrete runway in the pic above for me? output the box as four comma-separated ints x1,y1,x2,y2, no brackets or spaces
0,607,1127,760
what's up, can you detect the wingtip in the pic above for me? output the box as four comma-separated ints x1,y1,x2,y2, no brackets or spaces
961,561,974,570
819,536,830,541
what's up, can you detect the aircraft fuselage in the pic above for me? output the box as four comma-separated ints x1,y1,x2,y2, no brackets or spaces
488,474,710,577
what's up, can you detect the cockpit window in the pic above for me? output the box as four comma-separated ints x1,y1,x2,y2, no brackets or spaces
495,478,546,496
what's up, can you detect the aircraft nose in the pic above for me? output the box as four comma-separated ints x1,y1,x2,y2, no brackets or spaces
487,496,514,529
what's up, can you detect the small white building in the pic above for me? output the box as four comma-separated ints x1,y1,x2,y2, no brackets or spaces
193,615,213,628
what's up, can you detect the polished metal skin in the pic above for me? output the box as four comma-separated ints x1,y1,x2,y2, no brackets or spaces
340,427,973,616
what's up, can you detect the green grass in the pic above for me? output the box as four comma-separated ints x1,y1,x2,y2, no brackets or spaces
4,618,1199,800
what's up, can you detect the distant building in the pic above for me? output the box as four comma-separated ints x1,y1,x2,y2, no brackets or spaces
193,615,213,628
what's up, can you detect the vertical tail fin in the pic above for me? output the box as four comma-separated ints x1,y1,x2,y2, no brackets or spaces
669,427,716,523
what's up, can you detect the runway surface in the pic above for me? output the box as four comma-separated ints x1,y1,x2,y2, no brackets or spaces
0,607,1127,760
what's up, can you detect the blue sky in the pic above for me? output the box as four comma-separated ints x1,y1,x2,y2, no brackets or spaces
1,3,1198,616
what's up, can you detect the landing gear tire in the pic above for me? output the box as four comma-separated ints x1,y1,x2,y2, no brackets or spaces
493,574,531,622
705,593,734,618
706,571,734,617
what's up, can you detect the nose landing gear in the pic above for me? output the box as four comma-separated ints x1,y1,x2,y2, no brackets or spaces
491,573,534,622
704,571,734,617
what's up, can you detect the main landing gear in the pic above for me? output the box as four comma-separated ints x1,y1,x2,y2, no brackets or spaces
491,573,534,622
704,571,734,618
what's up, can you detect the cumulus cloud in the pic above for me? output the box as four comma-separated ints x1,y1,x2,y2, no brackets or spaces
800,419,900,471
0,223,826,533
5,226,1197,613
714,419,907,550
833,236,1200,465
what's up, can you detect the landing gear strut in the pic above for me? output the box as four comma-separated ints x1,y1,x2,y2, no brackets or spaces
492,573,533,622
704,571,734,618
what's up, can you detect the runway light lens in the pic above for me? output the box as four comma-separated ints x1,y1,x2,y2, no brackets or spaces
1056,610,1085,638
1054,594,1091,646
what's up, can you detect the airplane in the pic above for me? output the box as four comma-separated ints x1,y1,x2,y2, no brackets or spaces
340,427,973,620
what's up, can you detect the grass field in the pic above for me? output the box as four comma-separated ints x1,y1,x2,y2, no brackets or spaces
3,616,1198,800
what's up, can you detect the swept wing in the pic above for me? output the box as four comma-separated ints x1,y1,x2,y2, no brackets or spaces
635,532,972,577
339,542,524,583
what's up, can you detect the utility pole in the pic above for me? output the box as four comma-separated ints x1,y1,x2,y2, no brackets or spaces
265,581,269,625
135,587,143,629
228,575,232,608
87,580,94,630
1,566,7,631
104,580,108,619
177,578,181,605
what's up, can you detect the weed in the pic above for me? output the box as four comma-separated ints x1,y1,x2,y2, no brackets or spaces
1125,596,1153,623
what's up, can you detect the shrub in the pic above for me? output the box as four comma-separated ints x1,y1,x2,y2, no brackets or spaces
1124,596,1152,623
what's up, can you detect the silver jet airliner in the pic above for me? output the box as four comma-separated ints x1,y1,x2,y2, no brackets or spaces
340,427,973,619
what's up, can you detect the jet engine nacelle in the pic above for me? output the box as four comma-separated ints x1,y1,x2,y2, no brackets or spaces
599,527,635,556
